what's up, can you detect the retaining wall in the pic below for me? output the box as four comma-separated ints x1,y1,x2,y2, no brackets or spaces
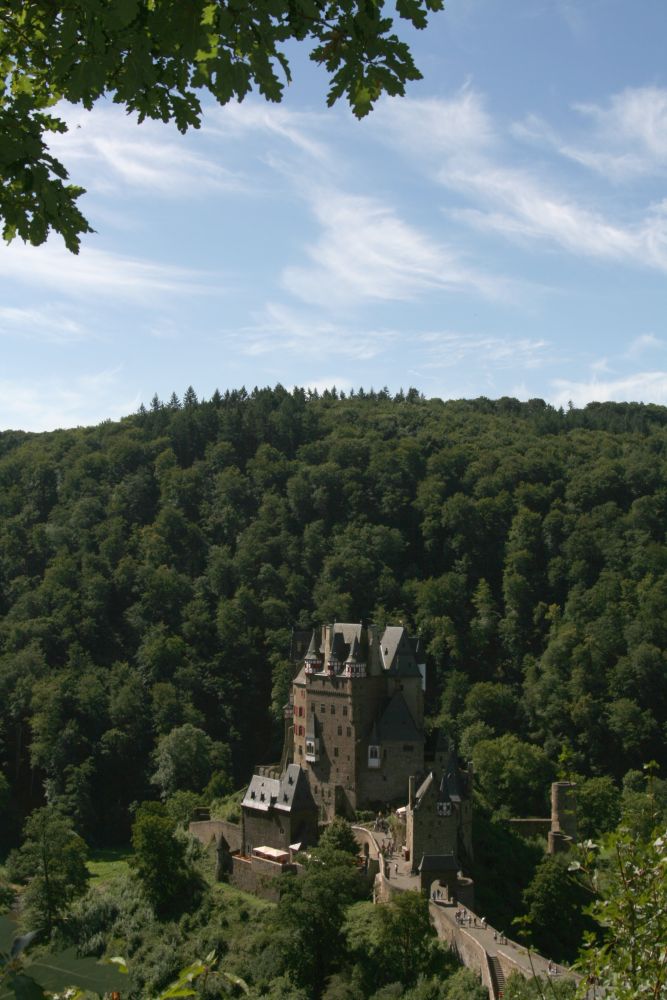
188,818,243,853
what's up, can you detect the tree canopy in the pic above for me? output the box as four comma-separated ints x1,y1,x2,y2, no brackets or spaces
0,0,443,251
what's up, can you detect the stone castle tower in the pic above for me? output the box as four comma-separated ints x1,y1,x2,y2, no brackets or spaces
286,622,426,819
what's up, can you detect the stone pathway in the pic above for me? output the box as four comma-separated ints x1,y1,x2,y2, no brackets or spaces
369,835,579,995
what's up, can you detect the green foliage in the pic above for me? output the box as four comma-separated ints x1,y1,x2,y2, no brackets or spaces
319,817,359,856
504,972,576,998
0,0,443,249
130,802,203,917
2,390,667,859
8,806,88,935
151,724,230,798
573,775,620,839
575,828,667,999
274,848,363,997
519,854,594,964
471,806,544,933
473,734,555,816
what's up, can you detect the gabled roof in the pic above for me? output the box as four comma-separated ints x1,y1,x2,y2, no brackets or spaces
381,625,422,678
242,774,281,813
377,691,423,743
242,765,314,815
274,764,314,813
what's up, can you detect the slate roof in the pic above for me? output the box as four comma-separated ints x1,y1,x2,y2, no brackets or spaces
440,749,464,803
415,772,434,803
242,774,280,813
381,625,423,678
418,853,459,873
376,691,423,743
242,764,314,814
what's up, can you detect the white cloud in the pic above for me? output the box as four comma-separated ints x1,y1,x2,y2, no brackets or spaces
624,333,663,359
225,302,397,362
0,239,216,300
574,87,667,176
208,102,330,161
417,330,551,370
373,89,495,160
282,189,505,307
374,89,667,276
0,305,86,343
514,87,667,182
0,368,140,432
550,371,667,409
447,163,639,260
50,105,244,195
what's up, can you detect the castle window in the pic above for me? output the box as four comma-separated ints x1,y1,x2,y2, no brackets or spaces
437,802,453,817
320,704,325,713
334,747,339,757
368,745,380,769
342,706,348,716
330,705,335,714
337,725,342,736
298,745,303,755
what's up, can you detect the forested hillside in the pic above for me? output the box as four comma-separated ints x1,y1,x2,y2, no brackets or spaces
1,387,666,849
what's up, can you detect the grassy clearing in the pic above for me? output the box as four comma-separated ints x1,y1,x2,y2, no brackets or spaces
87,847,132,888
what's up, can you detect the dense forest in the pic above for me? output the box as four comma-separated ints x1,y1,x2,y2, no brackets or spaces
1,387,667,854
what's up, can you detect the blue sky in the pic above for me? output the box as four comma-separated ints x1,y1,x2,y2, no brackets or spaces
2,0,667,430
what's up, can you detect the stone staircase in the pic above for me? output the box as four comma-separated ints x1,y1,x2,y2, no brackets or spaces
489,956,505,999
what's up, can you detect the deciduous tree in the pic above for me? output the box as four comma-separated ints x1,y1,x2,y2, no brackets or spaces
0,0,443,250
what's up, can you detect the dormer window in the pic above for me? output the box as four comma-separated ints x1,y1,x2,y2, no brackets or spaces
368,744,381,769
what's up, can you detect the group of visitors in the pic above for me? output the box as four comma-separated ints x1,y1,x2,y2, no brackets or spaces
455,908,485,927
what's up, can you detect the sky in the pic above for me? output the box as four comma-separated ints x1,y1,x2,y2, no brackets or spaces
2,0,667,431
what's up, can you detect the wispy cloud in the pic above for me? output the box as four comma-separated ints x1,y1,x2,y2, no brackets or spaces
282,188,506,307
0,240,217,300
550,371,667,409
0,368,140,432
208,102,330,161
624,333,664,359
51,105,244,195
224,302,397,361
514,87,667,182
373,89,495,160
417,329,552,370
446,164,639,260
0,305,86,343
377,88,667,276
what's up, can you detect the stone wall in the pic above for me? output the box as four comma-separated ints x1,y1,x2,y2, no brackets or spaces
429,904,494,997
508,818,552,840
230,854,296,901
243,808,291,854
189,819,242,853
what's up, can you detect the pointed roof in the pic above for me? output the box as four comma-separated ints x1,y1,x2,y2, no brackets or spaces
242,765,315,815
304,630,320,660
330,630,348,662
274,764,315,813
381,625,422,678
346,635,361,662
440,748,464,803
377,691,423,743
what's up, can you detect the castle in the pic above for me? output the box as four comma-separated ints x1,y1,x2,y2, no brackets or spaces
236,622,472,875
